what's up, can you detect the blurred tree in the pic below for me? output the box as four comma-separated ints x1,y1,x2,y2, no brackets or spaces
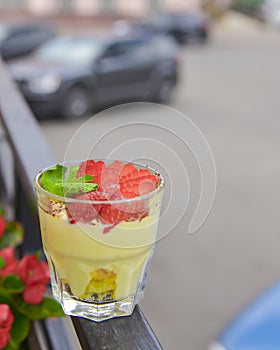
202,0,231,17
232,0,263,15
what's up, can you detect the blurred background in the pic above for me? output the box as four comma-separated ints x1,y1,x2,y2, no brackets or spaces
1,0,280,349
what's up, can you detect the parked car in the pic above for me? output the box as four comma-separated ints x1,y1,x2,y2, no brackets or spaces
145,11,210,44
209,280,280,350
8,33,179,119
0,22,55,61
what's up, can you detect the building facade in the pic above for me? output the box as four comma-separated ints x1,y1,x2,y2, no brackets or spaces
0,0,200,17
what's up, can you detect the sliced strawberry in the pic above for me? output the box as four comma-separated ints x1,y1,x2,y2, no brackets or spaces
108,160,124,172
100,168,119,195
119,163,136,177
99,204,129,225
125,210,149,222
138,175,159,195
99,190,149,228
77,160,105,186
121,174,158,197
67,190,107,224
69,160,160,228
119,164,138,183
138,169,151,177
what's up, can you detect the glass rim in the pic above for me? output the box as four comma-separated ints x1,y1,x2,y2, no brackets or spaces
34,159,165,205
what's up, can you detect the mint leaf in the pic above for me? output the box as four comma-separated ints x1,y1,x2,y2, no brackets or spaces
41,164,66,195
68,165,79,182
41,164,98,197
54,182,98,196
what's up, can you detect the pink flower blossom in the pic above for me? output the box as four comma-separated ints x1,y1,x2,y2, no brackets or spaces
0,216,6,238
0,304,14,349
17,255,50,305
0,247,18,278
23,283,47,305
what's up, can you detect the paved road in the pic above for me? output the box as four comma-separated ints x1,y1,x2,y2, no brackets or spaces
41,13,280,350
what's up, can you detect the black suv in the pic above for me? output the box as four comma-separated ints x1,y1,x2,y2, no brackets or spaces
0,22,55,61
9,33,179,119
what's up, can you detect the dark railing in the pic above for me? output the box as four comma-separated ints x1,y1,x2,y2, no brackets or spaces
0,59,163,350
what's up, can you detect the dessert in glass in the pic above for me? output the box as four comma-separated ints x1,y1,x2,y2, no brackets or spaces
34,160,164,321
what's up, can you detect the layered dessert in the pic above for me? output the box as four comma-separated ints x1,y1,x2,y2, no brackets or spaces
35,160,164,320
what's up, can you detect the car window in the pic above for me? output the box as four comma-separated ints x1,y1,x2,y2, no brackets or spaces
103,39,147,58
151,14,173,28
6,28,23,40
36,37,102,63
0,25,8,41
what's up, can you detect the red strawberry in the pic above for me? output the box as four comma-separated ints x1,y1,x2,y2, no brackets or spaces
119,164,138,183
100,167,119,197
107,160,124,172
125,210,149,222
99,191,149,228
138,169,151,177
77,160,105,186
99,204,129,225
69,160,160,228
67,190,107,224
121,174,158,197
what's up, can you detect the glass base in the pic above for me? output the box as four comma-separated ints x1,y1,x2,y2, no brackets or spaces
53,279,144,322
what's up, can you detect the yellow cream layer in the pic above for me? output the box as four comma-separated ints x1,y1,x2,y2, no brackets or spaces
38,208,158,299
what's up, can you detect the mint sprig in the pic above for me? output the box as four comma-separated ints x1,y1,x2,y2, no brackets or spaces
41,164,98,197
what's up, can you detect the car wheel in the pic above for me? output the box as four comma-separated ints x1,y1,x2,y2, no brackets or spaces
61,86,91,119
153,77,174,104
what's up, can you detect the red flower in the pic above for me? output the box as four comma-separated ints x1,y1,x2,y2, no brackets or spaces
0,328,11,349
0,247,18,278
23,283,47,305
17,256,50,305
0,304,14,349
0,216,6,238
0,304,14,329
17,256,49,286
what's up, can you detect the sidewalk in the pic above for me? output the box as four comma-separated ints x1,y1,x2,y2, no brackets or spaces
212,10,280,47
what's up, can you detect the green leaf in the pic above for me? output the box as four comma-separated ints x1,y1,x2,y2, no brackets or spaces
41,164,66,195
67,165,79,182
0,288,13,304
3,341,18,350
2,275,25,293
0,206,5,216
34,250,41,260
40,164,98,197
40,296,65,317
0,256,5,269
12,295,65,320
55,182,98,196
9,311,30,347
0,289,29,348
0,221,24,249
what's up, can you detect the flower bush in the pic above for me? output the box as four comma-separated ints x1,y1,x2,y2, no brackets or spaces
0,208,64,349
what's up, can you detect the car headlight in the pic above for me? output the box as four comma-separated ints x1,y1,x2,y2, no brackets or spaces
28,74,61,94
